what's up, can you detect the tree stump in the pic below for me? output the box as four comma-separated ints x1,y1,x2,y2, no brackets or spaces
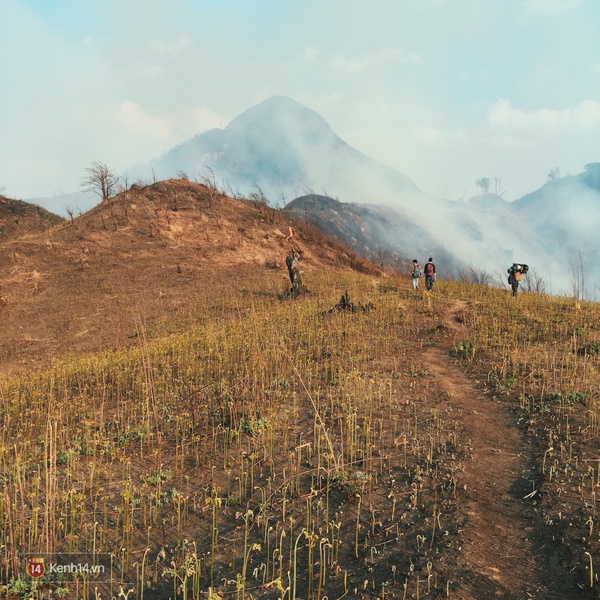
323,291,375,314
285,249,304,298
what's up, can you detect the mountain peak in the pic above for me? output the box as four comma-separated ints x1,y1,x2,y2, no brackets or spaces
232,96,321,120
226,96,336,142
239,95,307,114
128,96,421,207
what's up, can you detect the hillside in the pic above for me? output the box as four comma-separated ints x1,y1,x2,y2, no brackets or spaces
26,97,600,294
0,179,377,372
511,164,600,292
1,265,599,598
1,180,599,598
284,194,458,272
0,195,64,240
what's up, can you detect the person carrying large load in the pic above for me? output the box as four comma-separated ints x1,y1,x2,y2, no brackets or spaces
507,263,529,296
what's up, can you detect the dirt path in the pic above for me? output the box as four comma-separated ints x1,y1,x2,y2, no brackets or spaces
427,301,549,599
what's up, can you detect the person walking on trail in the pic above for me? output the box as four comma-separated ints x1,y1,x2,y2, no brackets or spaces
507,263,528,296
410,259,422,290
424,258,436,292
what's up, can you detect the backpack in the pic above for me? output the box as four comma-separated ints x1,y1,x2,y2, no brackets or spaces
424,263,434,277
412,266,421,278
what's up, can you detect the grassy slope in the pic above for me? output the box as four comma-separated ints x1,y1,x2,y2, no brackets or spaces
0,179,377,373
453,287,600,595
1,269,600,598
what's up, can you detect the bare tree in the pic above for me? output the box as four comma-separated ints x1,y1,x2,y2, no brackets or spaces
81,161,120,202
458,266,492,286
285,248,305,298
199,167,219,208
523,268,547,295
65,205,76,226
571,251,586,301
249,184,277,223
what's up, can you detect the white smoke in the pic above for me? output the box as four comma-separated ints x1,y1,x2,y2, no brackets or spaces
127,96,600,298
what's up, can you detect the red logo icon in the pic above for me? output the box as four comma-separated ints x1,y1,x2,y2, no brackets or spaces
27,557,45,578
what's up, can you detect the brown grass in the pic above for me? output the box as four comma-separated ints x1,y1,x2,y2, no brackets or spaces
1,181,597,599
0,180,378,373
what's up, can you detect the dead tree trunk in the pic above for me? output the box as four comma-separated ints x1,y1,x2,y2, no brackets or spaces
285,249,304,298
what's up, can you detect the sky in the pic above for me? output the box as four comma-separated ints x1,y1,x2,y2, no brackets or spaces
1,0,600,203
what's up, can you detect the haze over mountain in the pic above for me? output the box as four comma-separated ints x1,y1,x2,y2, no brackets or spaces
125,96,598,294
129,96,425,208
29,96,600,296
29,189,95,219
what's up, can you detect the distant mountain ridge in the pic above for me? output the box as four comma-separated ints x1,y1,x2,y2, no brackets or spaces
284,194,457,271
24,97,600,296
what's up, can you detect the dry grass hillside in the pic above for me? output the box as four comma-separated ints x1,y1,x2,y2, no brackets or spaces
2,181,600,598
0,195,64,241
0,179,377,372
4,180,600,599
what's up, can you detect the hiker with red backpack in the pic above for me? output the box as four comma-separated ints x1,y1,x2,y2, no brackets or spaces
424,258,436,292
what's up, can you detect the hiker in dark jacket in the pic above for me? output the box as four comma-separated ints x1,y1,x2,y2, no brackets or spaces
507,263,528,296
424,258,436,292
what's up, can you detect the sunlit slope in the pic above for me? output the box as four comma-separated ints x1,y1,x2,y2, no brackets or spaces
1,272,599,597
0,178,376,372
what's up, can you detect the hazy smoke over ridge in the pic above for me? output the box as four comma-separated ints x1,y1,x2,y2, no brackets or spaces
127,96,600,298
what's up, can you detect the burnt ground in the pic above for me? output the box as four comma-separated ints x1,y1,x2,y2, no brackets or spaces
1,185,593,598
426,301,586,599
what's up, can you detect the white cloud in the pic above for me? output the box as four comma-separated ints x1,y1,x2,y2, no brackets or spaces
116,100,226,144
488,99,600,130
489,134,535,149
524,0,582,15
117,101,173,140
301,46,319,62
412,126,446,146
330,47,422,73
180,106,226,134
575,100,600,126
129,63,165,78
149,36,194,57
330,56,368,74
380,47,423,65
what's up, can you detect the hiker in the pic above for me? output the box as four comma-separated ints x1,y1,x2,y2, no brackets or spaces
410,259,422,290
424,257,436,292
507,263,528,296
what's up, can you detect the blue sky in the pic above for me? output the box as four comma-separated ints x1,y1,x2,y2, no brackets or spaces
1,0,599,202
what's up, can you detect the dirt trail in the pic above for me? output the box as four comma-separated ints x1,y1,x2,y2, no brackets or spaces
427,301,549,599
